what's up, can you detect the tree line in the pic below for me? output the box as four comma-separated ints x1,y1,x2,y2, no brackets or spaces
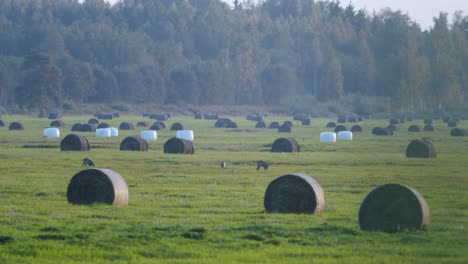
0,0,466,115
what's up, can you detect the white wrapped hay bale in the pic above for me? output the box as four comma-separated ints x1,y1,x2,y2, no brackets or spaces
110,127,119,137
176,130,194,141
141,130,157,141
320,132,336,143
96,128,111,138
337,131,353,141
43,128,60,138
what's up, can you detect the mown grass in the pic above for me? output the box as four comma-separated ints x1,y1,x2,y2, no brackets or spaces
0,115,467,263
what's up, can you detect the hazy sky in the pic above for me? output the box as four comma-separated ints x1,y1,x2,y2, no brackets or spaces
105,0,467,30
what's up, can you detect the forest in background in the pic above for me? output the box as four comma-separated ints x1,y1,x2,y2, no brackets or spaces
0,0,467,116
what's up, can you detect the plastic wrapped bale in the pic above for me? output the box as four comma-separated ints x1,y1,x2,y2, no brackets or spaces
347,116,357,123
283,121,293,127
406,139,436,158
293,113,308,121
269,122,280,129
150,122,166,131
271,138,300,153
423,125,434,132
386,125,398,132
256,121,266,128
88,118,99,124
372,127,393,136
67,168,128,206
278,124,292,133
150,114,167,121
71,123,82,132
49,120,65,127
0,120,5,127
450,128,467,137
119,122,135,130
194,113,204,119
320,132,336,143
170,122,184,131
120,136,148,151
408,125,421,132
137,121,149,127
424,119,433,125
141,130,157,141
358,116,365,122
215,118,232,128
80,124,96,132
60,134,90,151
337,131,353,141
389,118,400,125
247,113,263,121
9,122,24,130
334,125,347,133
337,116,347,123
204,113,218,120
447,120,458,127
351,125,363,133
164,137,195,154
98,114,113,120
112,112,120,118
109,127,119,137
264,173,325,214
176,130,194,141
96,128,112,138
358,183,430,232
48,112,62,119
326,122,336,128
301,119,311,126
43,128,60,138
97,123,110,129
227,122,238,128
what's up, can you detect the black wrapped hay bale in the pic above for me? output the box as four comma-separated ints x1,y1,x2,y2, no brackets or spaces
359,183,430,232
301,118,311,126
215,118,232,128
423,125,434,132
451,128,467,137
256,121,266,128
351,125,363,133
67,168,128,206
98,114,113,120
71,123,82,132
348,116,357,123
119,122,135,130
283,121,293,127
9,122,24,130
264,173,325,214
120,136,148,151
447,120,458,127
326,122,336,128
386,124,398,132
389,118,400,125
50,120,65,127
0,120,5,127
334,125,347,133
271,138,300,153
194,113,204,119
170,122,184,131
61,134,90,151
406,139,436,158
164,137,195,154
88,118,99,124
424,118,433,125
408,125,421,132
227,122,238,128
247,113,263,121
112,112,120,118
278,124,291,133
337,116,347,123
48,112,62,119
80,123,96,132
137,121,149,127
372,127,393,135
269,122,280,129
150,122,166,130
97,123,110,129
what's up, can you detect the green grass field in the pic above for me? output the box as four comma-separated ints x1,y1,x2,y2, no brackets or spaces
0,115,467,263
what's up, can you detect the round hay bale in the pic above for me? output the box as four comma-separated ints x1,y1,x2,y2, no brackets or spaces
81,123,96,132
227,122,238,128
293,113,308,121
406,139,436,158
423,125,434,132
60,134,90,151
164,137,195,154
358,183,430,232
450,128,467,137
120,136,148,151
67,168,128,206
334,125,347,133
269,122,280,129
0,120,5,127
271,138,300,153
98,114,113,120
264,173,325,214
326,122,336,128
357,116,365,122
170,122,184,131
337,131,353,141
386,124,398,132
204,113,219,120
256,121,266,128
150,121,166,131
351,125,363,132
337,116,347,123
112,112,120,118
194,113,204,119
447,120,458,127
176,130,194,141
389,118,400,125
247,113,263,121
119,122,135,130
97,123,110,129
48,112,62,119
215,118,232,128
50,120,65,127
408,125,421,132
283,121,293,127
301,118,311,126
88,118,99,124
372,127,393,136
9,122,24,130
347,116,357,123
137,121,149,127
71,123,82,132
150,114,167,121
278,124,292,133
399,116,406,123
320,132,336,143
424,119,433,125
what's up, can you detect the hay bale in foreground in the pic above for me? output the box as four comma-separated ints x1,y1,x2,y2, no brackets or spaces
423,125,434,132
119,122,135,130
271,138,300,153
334,125,347,133
164,137,195,154
372,127,393,136
9,122,24,130
120,136,148,151
406,139,436,158
408,125,421,132
264,173,325,214
351,125,363,132
97,123,110,129
60,134,90,151
256,121,266,128
278,124,291,133
71,123,82,132
450,128,467,137
50,120,65,127
170,122,184,131
326,122,336,128
359,183,430,232
67,168,128,206
269,122,280,129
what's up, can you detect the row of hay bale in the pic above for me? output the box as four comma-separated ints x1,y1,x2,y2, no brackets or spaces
94,112,120,119
194,113,218,120
336,115,365,123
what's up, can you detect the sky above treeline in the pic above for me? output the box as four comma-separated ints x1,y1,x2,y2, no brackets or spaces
104,0,467,30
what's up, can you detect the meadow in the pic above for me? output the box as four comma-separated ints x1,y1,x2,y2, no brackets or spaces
0,114,467,263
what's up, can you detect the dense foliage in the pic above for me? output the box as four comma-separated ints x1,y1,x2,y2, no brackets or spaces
0,0,467,114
